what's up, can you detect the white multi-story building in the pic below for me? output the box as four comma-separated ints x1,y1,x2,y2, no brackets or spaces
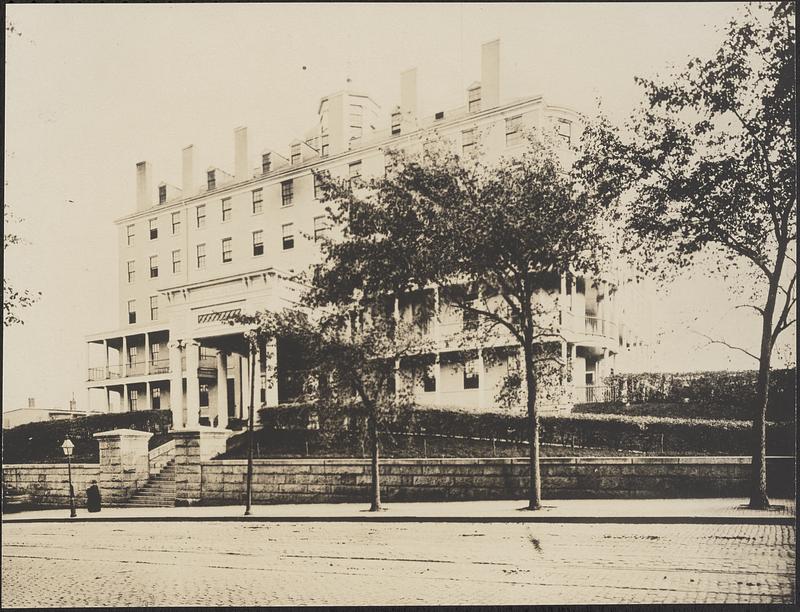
86,40,649,429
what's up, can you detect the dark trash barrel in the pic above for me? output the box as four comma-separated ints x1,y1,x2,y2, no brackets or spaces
86,484,102,513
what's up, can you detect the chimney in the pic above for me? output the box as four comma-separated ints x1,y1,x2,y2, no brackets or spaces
481,39,500,109
234,126,249,181
400,68,417,121
28,397,35,408
69,394,76,412
135,161,152,211
182,145,196,196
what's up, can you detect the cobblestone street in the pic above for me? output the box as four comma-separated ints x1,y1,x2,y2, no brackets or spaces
2,520,794,606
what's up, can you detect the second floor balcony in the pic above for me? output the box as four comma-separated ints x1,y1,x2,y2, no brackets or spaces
87,359,171,382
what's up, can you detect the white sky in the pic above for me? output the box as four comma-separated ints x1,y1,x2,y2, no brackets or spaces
4,2,794,410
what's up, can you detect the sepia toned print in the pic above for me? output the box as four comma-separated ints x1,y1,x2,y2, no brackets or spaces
2,2,795,607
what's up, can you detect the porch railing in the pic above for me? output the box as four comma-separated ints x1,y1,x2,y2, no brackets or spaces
575,385,611,403
149,359,170,375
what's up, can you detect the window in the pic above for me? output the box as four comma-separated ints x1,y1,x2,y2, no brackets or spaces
149,218,158,240
151,386,160,410
171,211,181,235
423,368,437,393
464,360,480,389
290,143,301,165
313,216,330,242
391,111,401,135
172,249,181,273
320,133,329,158
348,161,362,187
128,344,137,365
281,180,294,207
126,224,135,246
196,243,206,269
252,230,264,256
313,174,322,199
149,255,158,278
261,153,271,174
127,261,135,283
222,197,232,222
127,300,136,324
207,170,216,190
462,129,476,155
282,223,294,250
150,295,158,321
462,309,478,331
252,189,263,214
505,115,523,146
222,237,232,263
158,185,167,204
150,342,160,363
199,384,209,407
468,86,481,113
130,389,138,411
196,204,206,228
557,118,572,147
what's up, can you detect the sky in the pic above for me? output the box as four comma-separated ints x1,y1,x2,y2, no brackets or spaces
4,2,794,411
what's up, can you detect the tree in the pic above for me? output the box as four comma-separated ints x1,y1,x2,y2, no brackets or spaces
576,2,795,508
3,203,40,326
315,133,611,510
234,305,431,511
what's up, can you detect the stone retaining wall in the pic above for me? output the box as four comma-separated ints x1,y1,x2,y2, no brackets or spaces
2,464,100,507
198,456,795,505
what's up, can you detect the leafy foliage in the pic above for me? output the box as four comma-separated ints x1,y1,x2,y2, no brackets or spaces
575,1,796,508
3,204,41,327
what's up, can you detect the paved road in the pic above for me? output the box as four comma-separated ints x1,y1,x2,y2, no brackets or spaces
2,521,795,606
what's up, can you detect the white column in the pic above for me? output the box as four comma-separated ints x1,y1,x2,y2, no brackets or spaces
393,296,400,400
434,353,441,407
145,333,150,375
253,344,263,411
122,384,129,412
122,336,128,378
106,387,111,412
185,340,200,427
477,348,486,410
241,352,250,419
145,380,152,410
264,340,279,408
234,354,244,419
216,350,229,428
168,340,184,429
103,339,109,376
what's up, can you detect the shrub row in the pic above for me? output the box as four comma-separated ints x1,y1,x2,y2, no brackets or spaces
600,369,796,421
3,410,173,463
258,404,795,456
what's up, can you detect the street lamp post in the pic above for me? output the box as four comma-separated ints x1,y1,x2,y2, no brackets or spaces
61,439,77,518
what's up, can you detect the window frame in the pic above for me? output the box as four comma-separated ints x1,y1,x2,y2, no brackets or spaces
171,211,181,235
158,185,167,205
221,197,232,222
149,295,158,321
149,255,159,279
252,188,263,214
261,153,271,174
126,224,135,246
149,218,158,240
282,223,294,250
127,260,135,284
462,128,476,155
196,243,206,269
172,249,181,274
290,143,301,165
196,204,206,229
505,115,523,146
221,237,232,263
127,300,136,324
207,170,216,191
252,230,264,256
391,111,401,135
463,360,480,389
313,216,331,242
468,86,482,113
281,180,294,207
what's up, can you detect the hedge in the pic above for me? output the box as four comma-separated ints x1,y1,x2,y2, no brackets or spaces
600,369,796,421
3,410,173,463
258,404,795,456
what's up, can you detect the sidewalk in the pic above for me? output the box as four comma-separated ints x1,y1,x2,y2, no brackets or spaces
3,498,795,524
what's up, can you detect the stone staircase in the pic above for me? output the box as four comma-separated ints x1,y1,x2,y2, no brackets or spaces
123,459,176,507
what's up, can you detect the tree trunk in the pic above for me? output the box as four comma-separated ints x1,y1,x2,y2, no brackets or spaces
749,308,777,509
368,406,382,511
523,345,542,510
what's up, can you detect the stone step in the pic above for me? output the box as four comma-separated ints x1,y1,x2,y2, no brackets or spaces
133,491,175,499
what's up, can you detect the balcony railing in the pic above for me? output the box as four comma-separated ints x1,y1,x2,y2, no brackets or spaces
127,361,146,376
150,359,170,375
87,367,107,382
575,385,611,403
583,316,617,339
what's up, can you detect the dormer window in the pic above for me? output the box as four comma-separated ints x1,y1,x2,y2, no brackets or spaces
207,170,216,190
291,143,301,165
158,185,167,205
468,86,482,113
557,119,572,147
391,111,401,136
261,153,271,174
320,133,329,158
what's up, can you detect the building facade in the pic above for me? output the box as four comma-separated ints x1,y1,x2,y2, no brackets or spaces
86,40,648,429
